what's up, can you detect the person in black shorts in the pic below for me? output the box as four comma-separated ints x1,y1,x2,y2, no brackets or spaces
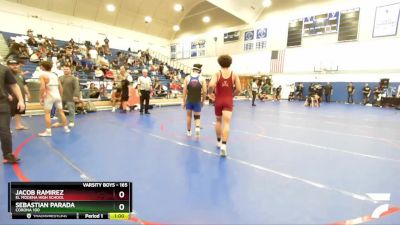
119,66,130,113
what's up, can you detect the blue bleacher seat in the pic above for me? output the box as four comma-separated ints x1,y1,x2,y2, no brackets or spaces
2,31,182,84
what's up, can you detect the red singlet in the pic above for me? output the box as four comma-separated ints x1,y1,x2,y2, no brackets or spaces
214,70,234,116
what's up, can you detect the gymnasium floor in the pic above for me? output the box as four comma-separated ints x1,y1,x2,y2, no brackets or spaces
1,100,400,225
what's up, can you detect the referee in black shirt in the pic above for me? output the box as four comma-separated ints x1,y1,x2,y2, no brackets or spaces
0,63,25,163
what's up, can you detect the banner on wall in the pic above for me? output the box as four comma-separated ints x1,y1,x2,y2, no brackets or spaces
243,28,267,51
224,31,240,43
243,30,254,51
244,30,254,41
256,28,267,39
190,39,206,58
373,3,400,37
170,44,177,59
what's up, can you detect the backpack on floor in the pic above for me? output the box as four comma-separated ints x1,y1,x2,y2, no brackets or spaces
85,101,97,112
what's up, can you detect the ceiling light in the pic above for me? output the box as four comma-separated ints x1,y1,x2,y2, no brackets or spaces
106,4,116,12
262,0,272,7
174,4,183,12
202,16,210,23
144,16,152,23
173,25,180,31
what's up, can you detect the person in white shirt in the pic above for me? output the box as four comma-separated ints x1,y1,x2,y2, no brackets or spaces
137,69,152,115
251,79,258,106
88,47,98,60
38,61,70,137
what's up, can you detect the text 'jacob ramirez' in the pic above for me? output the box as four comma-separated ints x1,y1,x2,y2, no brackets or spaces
15,189,65,200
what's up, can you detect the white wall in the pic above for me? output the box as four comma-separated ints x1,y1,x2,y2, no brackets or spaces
0,0,170,55
177,51,271,76
174,0,400,83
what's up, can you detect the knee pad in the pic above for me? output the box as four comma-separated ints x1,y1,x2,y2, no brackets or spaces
194,115,200,120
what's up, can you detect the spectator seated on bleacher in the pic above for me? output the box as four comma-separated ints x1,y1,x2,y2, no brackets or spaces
96,56,110,75
259,83,271,101
89,83,100,99
4,30,190,97
153,80,167,98
110,58,118,69
94,66,104,80
104,70,114,80
27,35,38,47
99,84,108,100
29,50,40,63
169,80,182,98
81,54,94,75
5,40,21,59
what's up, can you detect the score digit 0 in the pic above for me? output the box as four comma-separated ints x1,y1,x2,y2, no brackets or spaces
119,203,125,211
118,191,125,199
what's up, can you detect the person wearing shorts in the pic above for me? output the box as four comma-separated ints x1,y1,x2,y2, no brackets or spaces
6,59,30,130
120,66,130,113
208,55,241,157
38,61,70,137
182,64,207,137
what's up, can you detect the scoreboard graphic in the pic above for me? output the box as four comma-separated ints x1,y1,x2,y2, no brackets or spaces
303,11,339,36
8,182,132,220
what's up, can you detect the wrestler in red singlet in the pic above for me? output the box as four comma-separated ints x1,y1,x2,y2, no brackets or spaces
208,55,241,157
214,70,234,116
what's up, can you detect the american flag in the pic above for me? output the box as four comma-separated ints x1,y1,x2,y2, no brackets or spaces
270,50,285,73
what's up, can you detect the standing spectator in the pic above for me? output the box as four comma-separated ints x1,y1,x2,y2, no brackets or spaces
295,83,304,100
138,69,152,115
120,67,130,113
207,55,241,157
55,66,80,127
88,47,98,60
324,82,333,103
0,64,25,163
251,79,258,106
275,85,282,101
27,29,33,36
362,83,371,105
95,41,100,51
69,38,75,47
315,83,323,100
27,35,38,47
99,84,108,100
288,83,295,101
7,59,30,130
347,82,355,104
373,85,382,106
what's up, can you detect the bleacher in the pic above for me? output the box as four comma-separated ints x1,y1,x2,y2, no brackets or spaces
0,31,173,90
